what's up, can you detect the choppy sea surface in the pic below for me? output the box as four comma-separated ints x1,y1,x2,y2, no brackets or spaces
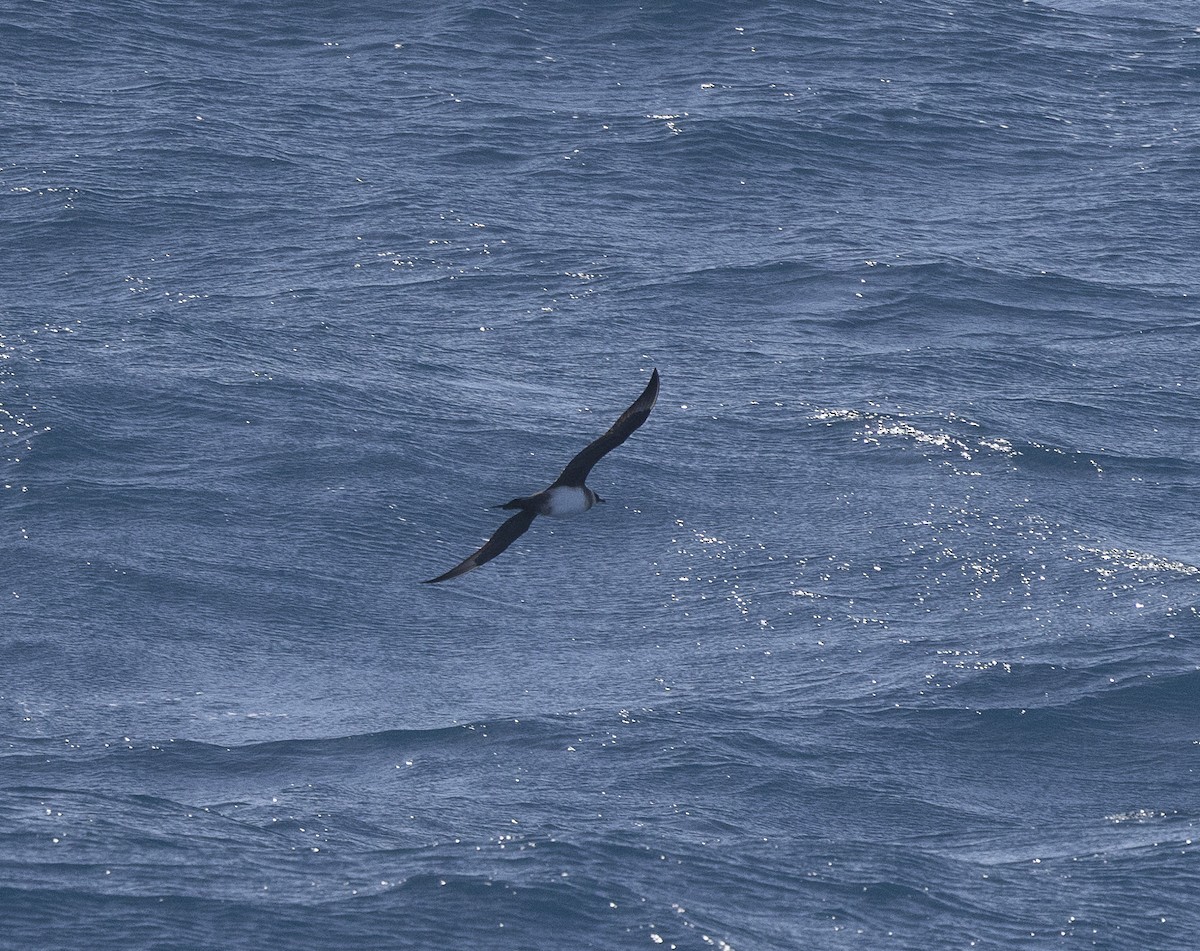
3,2,1199,948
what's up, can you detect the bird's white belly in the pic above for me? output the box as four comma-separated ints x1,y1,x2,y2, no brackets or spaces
543,485,592,517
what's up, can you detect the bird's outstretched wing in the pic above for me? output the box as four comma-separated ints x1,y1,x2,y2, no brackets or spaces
423,509,537,583
551,368,660,488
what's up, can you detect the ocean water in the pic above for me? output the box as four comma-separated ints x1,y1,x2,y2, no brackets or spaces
3,1,1199,948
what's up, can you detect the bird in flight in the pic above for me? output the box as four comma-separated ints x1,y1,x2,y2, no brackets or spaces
424,369,660,583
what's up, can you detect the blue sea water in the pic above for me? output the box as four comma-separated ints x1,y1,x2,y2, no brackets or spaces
3,0,1199,948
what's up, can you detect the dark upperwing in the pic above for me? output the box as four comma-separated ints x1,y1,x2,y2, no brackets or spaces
422,509,537,583
551,368,660,488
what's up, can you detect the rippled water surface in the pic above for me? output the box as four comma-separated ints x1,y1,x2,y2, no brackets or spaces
3,1,1199,948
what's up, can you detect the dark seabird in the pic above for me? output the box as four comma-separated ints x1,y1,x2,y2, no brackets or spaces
424,368,660,583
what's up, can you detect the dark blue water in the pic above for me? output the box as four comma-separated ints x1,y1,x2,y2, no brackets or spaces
3,1,1199,948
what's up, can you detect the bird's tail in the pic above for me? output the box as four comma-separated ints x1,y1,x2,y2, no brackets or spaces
496,495,537,511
